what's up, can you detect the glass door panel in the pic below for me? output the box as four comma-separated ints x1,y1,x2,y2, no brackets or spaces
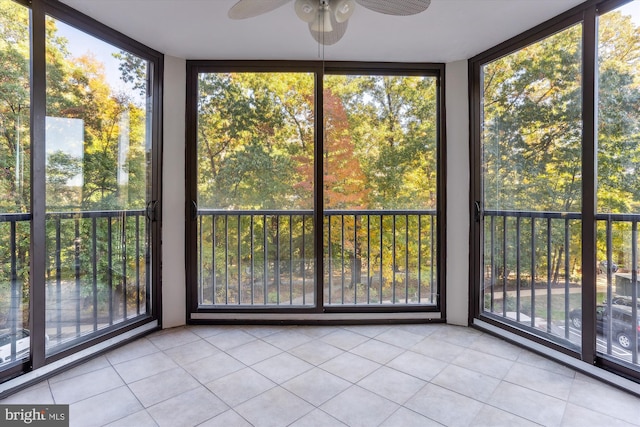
0,0,31,370
323,75,438,306
480,24,583,349
596,1,640,368
45,18,152,353
195,72,315,307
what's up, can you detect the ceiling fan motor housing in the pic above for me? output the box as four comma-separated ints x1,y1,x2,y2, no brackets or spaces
230,0,431,45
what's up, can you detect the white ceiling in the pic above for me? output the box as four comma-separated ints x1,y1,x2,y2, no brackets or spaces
59,0,586,62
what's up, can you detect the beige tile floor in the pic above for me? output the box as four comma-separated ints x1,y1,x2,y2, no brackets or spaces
2,323,640,426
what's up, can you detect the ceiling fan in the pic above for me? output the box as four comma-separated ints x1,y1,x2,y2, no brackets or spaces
228,0,431,45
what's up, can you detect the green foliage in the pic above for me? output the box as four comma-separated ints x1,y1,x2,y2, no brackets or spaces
0,0,30,213
483,12,640,215
0,1,151,330
112,51,147,97
197,72,314,210
482,11,640,287
196,72,438,212
325,75,438,210
483,24,583,213
194,71,439,304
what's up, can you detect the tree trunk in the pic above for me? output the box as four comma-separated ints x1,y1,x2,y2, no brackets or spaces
552,246,563,285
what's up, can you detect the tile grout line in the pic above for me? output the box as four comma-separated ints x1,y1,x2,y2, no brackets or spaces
564,374,640,426
376,404,446,427
104,344,154,427
8,324,640,426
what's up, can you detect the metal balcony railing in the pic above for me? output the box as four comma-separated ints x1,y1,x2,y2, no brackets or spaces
483,210,639,365
0,210,150,365
196,209,438,307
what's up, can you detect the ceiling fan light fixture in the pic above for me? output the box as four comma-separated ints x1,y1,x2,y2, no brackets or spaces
310,8,333,32
294,0,317,23
334,0,355,23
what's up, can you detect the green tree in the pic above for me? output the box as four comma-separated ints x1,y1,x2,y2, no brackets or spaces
482,10,640,285
0,0,30,212
326,75,438,211
197,72,314,210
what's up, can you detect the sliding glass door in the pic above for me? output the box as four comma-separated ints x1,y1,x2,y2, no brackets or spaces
0,0,161,383
187,63,444,316
0,0,31,370
596,1,640,368
44,17,155,354
323,74,438,306
472,0,640,380
193,70,316,307
479,23,583,351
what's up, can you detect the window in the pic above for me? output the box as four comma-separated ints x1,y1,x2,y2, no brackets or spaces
479,24,583,349
195,71,316,306
323,74,438,305
44,17,155,354
0,0,162,383
186,63,444,316
0,0,31,370
597,1,640,366
471,0,640,381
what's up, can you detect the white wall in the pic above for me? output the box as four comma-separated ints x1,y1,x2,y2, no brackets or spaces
161,55,187,328
159,59,471,327
445,60,470,326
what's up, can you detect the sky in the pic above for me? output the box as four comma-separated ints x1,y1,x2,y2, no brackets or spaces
54,19,143,102
619,0,640,25
47,19,144,191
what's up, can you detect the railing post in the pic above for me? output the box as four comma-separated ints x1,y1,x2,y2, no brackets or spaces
516,217,521,323
136,214,141,315
531,217,536,329
92,218,98,331
503,215,507,318
238,215,242,305
564,218,570,340
251,215,255,305
56,217,62,341
10,221,18,363
547,217,552,334
606,218,613,354
224,215,229,304
631,221,638,365
490,215,495,313
417,215,421,303
289,214,293,305
107,217,113,325
405,214,409,304
75,218,81,335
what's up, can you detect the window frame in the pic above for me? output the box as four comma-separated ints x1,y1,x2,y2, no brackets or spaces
37,0,164,365
469,0,640,382
0,0,163,385
185,60,446,319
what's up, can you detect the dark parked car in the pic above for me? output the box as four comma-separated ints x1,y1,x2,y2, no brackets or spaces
0,328,30,364
610,295,640,309
570,305,640,350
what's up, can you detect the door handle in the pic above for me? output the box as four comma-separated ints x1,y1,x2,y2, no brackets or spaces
474,201,482,223
191,200,198,221
146,200,159,222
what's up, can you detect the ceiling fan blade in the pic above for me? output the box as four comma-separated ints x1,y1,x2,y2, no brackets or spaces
355,0,430,16
228,0,291,20
309,14,348,46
